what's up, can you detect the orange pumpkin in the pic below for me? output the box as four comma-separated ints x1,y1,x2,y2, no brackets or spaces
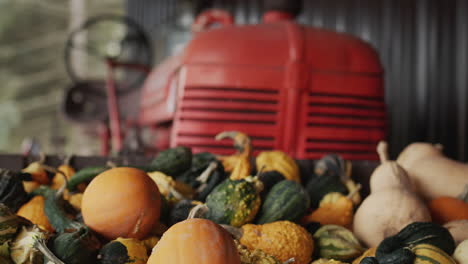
428,184,468,224
17,196,54,232
81,167,161,240
147,218,240,264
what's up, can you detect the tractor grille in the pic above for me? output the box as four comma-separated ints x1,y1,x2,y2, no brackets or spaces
173,86,280,155
299,92,386,160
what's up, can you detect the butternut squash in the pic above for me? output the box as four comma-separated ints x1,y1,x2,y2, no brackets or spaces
397,143,468,200
353,141,431,247
444,220,468,246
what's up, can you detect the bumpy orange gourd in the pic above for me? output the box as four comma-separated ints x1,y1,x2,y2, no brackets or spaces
17,196,54,232
82,167,161,240
147,218,240,264
239,221,314,264
429,185,468,224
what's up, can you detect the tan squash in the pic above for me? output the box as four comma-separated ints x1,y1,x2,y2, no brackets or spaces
353,141,431,247
453,239,468,264
444,220,468,246
397,143,468,200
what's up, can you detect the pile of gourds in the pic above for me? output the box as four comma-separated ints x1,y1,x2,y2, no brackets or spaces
0,131,467,264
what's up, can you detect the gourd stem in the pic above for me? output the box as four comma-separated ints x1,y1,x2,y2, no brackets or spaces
34,239,66,264
196,161,218,183
215,131,252,156
377,141,389,163
457,184,468,202
38,152,46,164
434,144,444,151
63,155,73,166
106,161,117,168
346,183,362,199
187,204,209,219
282,258,295,264
41,165,67,198
220,224,243,240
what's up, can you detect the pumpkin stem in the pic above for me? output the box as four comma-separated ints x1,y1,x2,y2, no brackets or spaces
187,203,209,219
282,258,295,264
41,164,68,198
377,141,389,163
458,184,468,202
221,224,243,240
34,237,66,264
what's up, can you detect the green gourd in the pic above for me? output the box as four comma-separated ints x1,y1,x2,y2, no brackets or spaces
256,180,310,224
205,178,261,227
147,146,192,176
313,225,365,261
67,166,108,191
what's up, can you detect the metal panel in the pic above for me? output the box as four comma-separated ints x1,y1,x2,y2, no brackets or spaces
127,0,468,161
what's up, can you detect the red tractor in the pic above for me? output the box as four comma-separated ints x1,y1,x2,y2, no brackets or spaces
64,5,386,160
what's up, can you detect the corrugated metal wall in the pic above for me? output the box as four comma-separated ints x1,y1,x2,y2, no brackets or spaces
127,0,468,161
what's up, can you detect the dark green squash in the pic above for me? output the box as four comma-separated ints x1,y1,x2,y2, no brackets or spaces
169,199,202,226
256,180,310,224
376,222,456,261
52,227,101,264
146,146,192,176
305,174,348,208
67,166,108,191
0,169,29,212
314,154,347,178
205,178,261,227
257,170,285,199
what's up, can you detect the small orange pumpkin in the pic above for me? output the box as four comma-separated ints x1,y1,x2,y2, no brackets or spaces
17,196,54,232
428,184,468,224
82,167,161,240
147,218,240,264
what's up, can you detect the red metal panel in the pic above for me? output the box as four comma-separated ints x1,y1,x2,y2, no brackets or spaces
309,73,384,98
183,64,284,91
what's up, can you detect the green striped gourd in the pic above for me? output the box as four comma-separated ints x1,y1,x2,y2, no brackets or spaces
313,225,364,261
412,244,456,264
256,180,310,224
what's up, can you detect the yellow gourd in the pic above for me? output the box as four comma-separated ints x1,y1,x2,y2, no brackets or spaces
352,247,377,264
98,237,148,264
302,186,360,228
147,171,195,201
51,156,75,190
17,196,54,232
256,151,300,182
215,131,252,179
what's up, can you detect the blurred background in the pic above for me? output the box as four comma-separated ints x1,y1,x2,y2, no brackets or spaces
0,0,467,161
